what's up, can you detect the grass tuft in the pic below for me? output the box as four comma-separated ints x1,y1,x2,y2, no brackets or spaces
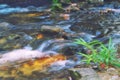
74,38,120,68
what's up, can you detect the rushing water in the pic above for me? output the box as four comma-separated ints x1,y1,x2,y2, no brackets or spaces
0,1,120,79
0,4,49,14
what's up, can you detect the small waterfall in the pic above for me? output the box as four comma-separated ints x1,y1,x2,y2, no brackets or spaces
37,39,68,52
0,39,78,66
36,39,80,71
37,40,54,52
50,43,78,51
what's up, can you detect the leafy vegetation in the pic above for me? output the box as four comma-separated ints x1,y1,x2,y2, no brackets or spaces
74,38,120,68
51,0,70,11
51,0,63,11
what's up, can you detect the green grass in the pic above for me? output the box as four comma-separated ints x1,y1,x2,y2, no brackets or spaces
74,38,120,68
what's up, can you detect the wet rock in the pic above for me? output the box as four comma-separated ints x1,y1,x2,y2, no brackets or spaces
70,5,120,37
63,3,80,12
60,31,95,41
0,33,33,51
59,14,70,20
41,25,63,33
0,65,70,80
116,26,120,31
69,68,101,80
107,68,119,75
98,68,120,80
70,21,102,35
2,11,50,25
0,22,14,31
69,69,81,80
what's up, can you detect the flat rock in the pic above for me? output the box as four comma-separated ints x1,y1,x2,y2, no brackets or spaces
69,68,101,80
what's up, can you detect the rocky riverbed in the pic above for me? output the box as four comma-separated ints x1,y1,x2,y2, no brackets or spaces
0,0,120,80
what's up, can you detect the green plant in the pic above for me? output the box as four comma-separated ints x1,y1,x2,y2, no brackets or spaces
51,0,71,11
74,38,120,68
51,0,63,11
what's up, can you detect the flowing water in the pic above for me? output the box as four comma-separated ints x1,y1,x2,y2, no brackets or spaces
0,1,120,80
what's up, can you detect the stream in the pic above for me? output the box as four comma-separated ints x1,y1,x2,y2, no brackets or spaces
0,0,120,80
